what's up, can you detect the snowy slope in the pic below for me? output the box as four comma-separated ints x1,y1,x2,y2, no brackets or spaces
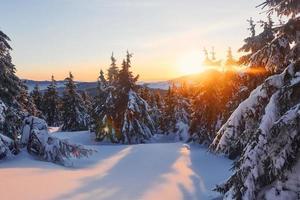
0,131,232,200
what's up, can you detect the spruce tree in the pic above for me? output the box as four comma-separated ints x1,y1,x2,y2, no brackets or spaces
0,30,32,140
224,47,238,70
115,52,154,144
107,53,119,83
0,31,21,105
0,30,93,164
61,72,89,131
91,52,155,144
30,84,43,112
160,85,190,141
17,85,38,116
160,86,176,133
211,1,300,199
43,75,61,126
91,69,117,142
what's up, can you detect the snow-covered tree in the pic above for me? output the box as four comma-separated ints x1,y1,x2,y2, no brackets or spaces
211,0,300,199
0,30,94,165
139,87,163,130
213,62,300,199
61,72,89,131
107,53,119,83
17,85,39,116
189,70,240,144
115,52,155,143
42,75,61,126
0,30,25,140
22,116,93,165
81,91,92,114
90,70,118,142
31,84,43,112
160,85,190,141
90,52,156,144
0,30,21,104
0,101,18,158
121,90,155,143
160,86,176,133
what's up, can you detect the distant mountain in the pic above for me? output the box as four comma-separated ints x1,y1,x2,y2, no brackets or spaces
23,79,67,91
23,79,97,96
23,79,171,96
23,70,221,96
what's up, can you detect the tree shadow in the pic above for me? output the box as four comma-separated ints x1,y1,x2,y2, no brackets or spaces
54,143,181,200
186,144,232,199
0,145,127,171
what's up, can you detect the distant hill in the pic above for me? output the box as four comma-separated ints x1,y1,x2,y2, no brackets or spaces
23,79,171,96
171,69,224,85
23,70,223,96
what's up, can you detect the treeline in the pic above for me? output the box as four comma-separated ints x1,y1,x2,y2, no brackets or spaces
0,31,93,165
28,52,192,143
25,44,266,147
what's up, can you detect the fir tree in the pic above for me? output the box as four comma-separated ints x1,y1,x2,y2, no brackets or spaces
43,75,61,126
61,72,89,131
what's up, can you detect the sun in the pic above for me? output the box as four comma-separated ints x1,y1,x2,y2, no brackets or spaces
177,51,205,76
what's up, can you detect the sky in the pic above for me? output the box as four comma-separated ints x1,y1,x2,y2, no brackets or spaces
0,0,265,81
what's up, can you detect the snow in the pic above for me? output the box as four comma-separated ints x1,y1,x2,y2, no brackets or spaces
0,100,6,124
0,131,232,200
262,156,300,200
211,63,294,154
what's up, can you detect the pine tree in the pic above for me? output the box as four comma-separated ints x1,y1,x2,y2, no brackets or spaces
61,72,89,131
43,75,61,126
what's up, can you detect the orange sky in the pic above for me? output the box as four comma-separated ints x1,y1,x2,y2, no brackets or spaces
2,0,263,81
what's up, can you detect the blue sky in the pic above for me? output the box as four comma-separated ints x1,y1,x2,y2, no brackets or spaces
0,0,264,81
